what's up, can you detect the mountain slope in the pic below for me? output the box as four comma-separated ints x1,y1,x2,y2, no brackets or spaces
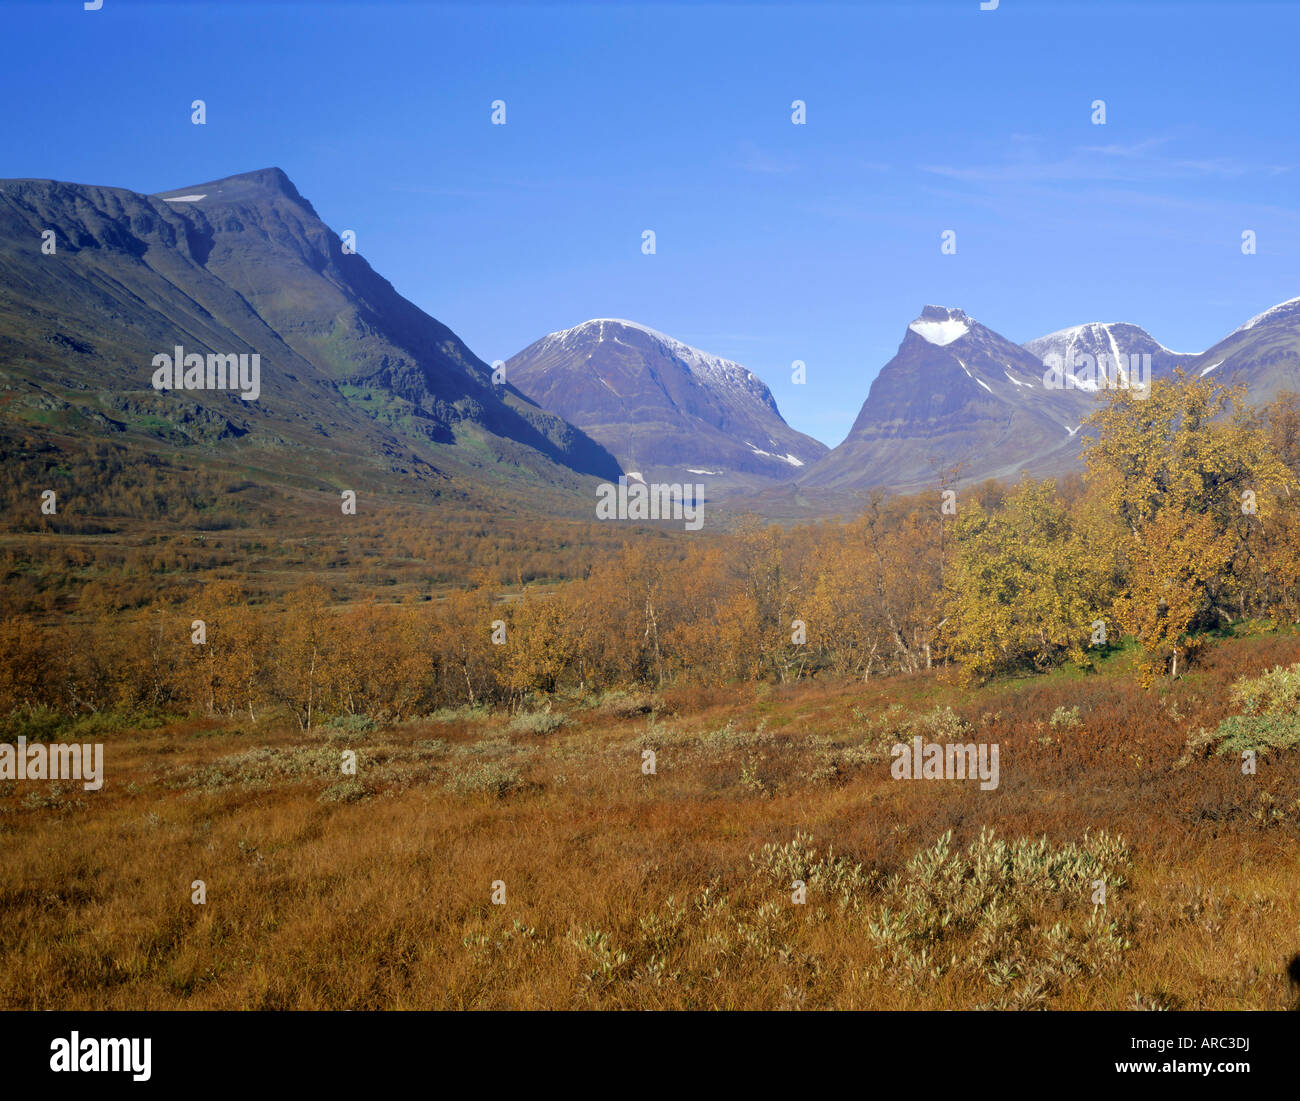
1177,296,1300,401
800,306,1096,492
0,168,619,504
505,318,826,487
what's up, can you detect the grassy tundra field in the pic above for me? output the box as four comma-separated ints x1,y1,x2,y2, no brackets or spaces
3,629,1298,1012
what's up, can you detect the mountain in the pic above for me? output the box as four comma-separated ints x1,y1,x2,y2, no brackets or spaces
799,306,1096,492
0,168,619,506
1177,296,1300,401
1023,321,1188,387
5,167,1294,514
504,319,827,488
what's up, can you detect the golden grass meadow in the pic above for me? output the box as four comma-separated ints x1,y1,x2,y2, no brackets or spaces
3,627,1298,1012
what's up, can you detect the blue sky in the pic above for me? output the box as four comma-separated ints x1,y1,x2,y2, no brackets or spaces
5,0,1298,447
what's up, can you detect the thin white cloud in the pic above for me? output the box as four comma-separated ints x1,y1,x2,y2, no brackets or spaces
922,135,1293,185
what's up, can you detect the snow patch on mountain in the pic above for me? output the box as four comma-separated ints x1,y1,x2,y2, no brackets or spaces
909,317,970,346
1234,296,1300,334
748,444,804,467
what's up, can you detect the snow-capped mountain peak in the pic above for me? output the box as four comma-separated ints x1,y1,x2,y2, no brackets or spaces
799,306,1094,493
1024,321,1180,360
504,318,828,488
538,318,763,398
1022,321,1189,385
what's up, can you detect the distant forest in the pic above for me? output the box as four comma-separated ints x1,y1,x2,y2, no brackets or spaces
5,373,1300,726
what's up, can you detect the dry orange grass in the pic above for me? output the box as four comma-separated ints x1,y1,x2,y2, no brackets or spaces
2,633,1299,1010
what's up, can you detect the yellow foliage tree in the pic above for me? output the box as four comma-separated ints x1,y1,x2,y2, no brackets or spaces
945,478,1114,682
1084,371,1295,679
